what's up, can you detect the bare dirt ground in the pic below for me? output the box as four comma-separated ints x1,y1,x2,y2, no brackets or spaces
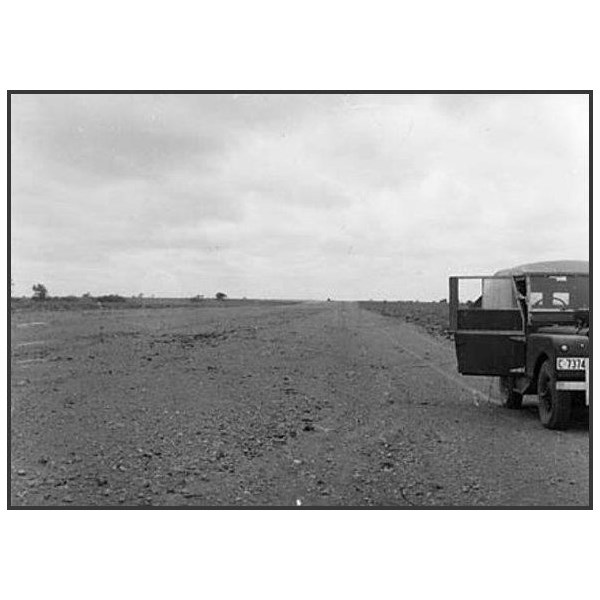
10,301,589,507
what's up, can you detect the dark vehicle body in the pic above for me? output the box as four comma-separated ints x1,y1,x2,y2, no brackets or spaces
449,260,589,429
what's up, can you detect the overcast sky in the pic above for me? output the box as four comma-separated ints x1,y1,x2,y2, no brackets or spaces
11,93,589,300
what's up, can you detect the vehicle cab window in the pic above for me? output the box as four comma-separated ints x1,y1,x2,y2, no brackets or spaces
528,274,589,311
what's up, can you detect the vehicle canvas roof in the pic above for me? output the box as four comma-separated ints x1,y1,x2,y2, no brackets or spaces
494,260,589,277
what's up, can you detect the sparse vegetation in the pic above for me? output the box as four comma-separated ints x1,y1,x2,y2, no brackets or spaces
359,300,452,339
11,295,299,313
215,292,227,301
96,294,126,303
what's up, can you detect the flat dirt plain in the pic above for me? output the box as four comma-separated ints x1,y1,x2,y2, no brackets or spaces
10,300,589,507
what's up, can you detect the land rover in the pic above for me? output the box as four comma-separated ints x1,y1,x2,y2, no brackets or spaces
449,260,589,429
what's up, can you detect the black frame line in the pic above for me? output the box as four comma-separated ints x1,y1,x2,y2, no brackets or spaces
6,90,593,510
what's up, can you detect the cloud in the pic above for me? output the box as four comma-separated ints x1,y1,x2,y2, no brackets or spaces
10,93,589,299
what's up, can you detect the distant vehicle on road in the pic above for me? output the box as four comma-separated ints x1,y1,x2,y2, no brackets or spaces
449,260,589,429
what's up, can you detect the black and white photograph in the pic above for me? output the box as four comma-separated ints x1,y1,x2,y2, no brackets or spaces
8,92,590,508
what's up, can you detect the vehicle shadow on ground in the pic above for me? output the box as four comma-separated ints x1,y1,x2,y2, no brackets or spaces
519,398,589,432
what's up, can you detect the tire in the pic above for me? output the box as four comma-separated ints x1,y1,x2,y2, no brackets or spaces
498,376,523,409
537,360,572,430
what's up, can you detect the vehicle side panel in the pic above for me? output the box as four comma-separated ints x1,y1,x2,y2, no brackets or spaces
455,332,525,375
457,310,523,331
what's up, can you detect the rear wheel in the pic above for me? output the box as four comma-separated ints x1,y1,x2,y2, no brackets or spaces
537,360,572,429
499,376,523,409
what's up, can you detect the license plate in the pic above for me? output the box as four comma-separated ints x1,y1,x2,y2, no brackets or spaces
556,357,587,371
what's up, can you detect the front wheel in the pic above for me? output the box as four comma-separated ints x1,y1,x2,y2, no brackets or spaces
499,376,523,409
537,360,572,430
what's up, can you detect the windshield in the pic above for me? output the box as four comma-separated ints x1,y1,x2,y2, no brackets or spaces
528,274,589,311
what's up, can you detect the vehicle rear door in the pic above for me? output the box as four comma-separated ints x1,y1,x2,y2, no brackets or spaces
449,276,525,376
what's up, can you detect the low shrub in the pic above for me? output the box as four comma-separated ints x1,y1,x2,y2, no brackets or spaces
95,294,126,303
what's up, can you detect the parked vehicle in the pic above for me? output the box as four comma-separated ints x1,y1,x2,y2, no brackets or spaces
449,260,589,429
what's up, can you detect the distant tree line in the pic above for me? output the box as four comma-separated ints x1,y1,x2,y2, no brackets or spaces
13,281,231,303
